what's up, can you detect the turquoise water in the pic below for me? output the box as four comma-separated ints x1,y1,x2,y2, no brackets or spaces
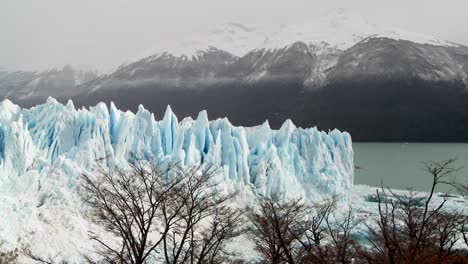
353,143,468,193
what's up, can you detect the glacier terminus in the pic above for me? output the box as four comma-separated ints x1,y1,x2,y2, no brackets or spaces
0,97,353,260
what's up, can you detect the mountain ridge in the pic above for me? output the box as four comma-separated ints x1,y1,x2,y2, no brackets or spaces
2,10,468,142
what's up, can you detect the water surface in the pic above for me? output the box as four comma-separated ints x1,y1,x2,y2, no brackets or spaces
353,143,468,193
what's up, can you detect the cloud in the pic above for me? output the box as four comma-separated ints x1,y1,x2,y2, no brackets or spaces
0,0,466,72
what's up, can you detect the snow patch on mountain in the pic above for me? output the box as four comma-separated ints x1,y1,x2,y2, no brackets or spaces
137,22,267,61
0,66,99,101
258,9,374,52
371,28,458,47
257,9,457,52
162,9,458,59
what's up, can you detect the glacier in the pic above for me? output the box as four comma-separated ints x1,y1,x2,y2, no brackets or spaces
0,97,353,261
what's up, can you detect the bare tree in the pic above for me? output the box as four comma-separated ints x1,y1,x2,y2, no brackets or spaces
298,196,361,264
457,183,468,197
362,159,468,264
82,160,243,264
295,197,338,263
323,207,360,264
0,242,18,264
21,246,67,264
431,211,467,262
160,165,244,264
461,220,468,248
246,194,361,264
418,159,462,246
246,195,308,264
81,160,182,264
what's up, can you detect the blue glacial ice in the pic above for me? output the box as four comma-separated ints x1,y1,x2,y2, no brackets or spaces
0,97,354,201
0,97,354,261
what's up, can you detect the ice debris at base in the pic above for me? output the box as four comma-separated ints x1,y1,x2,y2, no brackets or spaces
0,97,353,262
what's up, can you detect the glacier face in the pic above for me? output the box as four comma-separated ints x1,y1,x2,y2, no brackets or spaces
0,97,354,200
0,98,353,260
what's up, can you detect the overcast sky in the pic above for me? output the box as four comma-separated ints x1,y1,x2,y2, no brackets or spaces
1,0,467,72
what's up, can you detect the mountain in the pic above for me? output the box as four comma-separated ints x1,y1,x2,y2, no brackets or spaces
144,22,265,58
0,65,98,102
3,9,468,141
84,47,238,92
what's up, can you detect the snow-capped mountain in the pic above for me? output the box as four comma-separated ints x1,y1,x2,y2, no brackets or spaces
135,22,266,61
86,47,238,91
135,9,458,59
0,65,98,103
79,9,467,91
258,9,374,52
4,9,466,95
2,9,468,141
328,37,467,82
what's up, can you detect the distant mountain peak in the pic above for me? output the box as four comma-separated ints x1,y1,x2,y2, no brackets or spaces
212,22,256,34
136,22,264,61
370,28,458,47
131,9,459,64
257,9,374,51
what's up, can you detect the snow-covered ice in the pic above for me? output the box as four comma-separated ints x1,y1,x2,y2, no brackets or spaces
0,98,354,261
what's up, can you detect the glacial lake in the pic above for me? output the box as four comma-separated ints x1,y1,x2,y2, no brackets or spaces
353,143,468,193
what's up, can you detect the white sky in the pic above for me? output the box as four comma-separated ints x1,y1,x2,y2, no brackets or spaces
1,0,467,72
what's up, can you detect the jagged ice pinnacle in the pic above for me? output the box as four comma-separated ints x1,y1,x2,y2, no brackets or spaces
0,97,353,261
0,97,353,201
